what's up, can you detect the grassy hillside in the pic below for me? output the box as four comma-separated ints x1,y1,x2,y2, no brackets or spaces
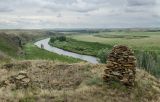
0,33,20,56
0,60,159,102
0,30,54,44
0,51,11,64
0,30,47,57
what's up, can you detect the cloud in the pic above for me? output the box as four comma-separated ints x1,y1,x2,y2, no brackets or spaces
127,0,156,6
125,0,157,15
42,0,103,13
0,7,13,12
0,0,159,28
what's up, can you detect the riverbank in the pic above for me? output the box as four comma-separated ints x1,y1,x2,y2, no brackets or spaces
49,37,112,57
21,43,80,63
34,38,99,64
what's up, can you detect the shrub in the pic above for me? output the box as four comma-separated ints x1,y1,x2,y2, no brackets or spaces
57,36,66,41
50,36,66,43
97,48,110,63
50,37,56,43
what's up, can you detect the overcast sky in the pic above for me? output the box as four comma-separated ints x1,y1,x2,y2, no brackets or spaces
0,0,160,29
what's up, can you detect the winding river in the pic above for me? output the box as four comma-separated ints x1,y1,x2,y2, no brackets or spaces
34,38,99,64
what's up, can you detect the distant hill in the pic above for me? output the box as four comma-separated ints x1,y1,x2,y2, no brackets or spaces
0,32,20,56
0,30,55,57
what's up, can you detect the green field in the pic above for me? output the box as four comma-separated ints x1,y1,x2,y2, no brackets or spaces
0,34,19,57
21,43,80,63
70,31,160,52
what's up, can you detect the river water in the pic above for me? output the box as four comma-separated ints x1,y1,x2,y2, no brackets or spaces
34,38,99,64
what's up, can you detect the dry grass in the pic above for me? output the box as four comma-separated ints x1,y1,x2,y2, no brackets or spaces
0,51,12,65
0,60,159,102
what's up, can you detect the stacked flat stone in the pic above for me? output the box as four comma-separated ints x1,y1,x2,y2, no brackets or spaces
103,45,137,86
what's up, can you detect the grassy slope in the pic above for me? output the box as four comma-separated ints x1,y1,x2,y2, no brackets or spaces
0,60,159,102
0,30,49,57
49,38,112,56
0,33,19,57
0,30,52,44
0,51,12,64
21,43,80,63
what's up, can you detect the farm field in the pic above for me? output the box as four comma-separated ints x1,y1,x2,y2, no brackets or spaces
70,31,160,52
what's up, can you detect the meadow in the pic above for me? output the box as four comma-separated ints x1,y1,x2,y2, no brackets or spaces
0,33,19,57
70,31,160,51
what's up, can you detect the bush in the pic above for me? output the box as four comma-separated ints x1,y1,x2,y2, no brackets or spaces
97,48,110,63
50,37,56,43
57,36,66,41
50,36,66,43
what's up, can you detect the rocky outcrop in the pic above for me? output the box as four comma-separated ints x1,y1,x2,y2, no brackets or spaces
103,45,137,86
0,71,31,89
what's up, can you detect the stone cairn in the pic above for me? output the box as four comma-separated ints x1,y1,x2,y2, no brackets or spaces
103,45,137,86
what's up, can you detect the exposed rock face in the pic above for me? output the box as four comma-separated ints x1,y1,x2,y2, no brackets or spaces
103,45,137,86
0,71,31,89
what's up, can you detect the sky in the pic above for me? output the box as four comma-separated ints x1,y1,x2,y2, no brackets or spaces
0,0,160,29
